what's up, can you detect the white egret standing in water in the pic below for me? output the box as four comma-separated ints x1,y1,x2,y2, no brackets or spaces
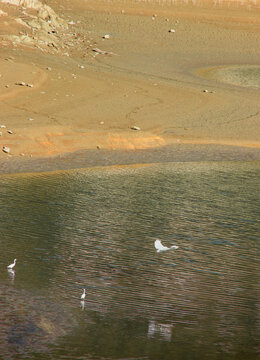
81,288,86,300
7,259,16,269
154,240,179,253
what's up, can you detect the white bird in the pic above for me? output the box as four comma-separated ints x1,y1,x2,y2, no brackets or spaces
81,288,86,300
7,259,16,269
154,239,179,253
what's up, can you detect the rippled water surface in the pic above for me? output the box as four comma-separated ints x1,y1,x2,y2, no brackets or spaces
0,162,259,359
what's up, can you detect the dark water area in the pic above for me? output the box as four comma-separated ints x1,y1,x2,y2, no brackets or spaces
0,161,259,359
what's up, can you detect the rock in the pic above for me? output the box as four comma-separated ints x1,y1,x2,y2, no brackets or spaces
92,48,108,55
0,125,6,128
2,146,10,154
168,29,175,33
7,130,13,134
27,83,34,87
103,34,110,39
203,89,209,93
0,132,2,136
16,81,26,86
46,67,52,71
131,126,141,131
5,85,9,88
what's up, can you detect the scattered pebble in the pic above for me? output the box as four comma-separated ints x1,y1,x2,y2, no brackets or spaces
2,146,10,154
103,34,110,39
68,21,75,25
131,126,141,131
20,153,25,156
92,48,110,55
97,145,100,150
28,118,34,121
5,84,9,88
0,125,6,128
203,89,209,93
100,121,104,125
7,130,13,134
0,132,2,136
16,81,26,86
46,67,52,71
27,83,33,88
168,29,175,33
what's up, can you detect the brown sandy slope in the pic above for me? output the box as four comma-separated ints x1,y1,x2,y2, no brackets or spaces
0,0,259,165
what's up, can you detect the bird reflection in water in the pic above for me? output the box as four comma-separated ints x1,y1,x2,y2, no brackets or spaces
80,300,85,311
7,269,15,284
148,320,173,342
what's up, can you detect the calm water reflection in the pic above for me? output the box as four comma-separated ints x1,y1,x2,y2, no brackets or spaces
0,161,259,359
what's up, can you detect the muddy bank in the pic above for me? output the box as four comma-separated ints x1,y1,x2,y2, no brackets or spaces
0,0,259,172
1,144,259,175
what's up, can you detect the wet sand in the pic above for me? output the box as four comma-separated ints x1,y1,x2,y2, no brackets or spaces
0,0,260,173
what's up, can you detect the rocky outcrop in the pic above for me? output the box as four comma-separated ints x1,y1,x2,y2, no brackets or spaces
0,0,87,55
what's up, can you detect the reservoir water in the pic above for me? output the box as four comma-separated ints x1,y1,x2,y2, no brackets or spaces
0,161,259,359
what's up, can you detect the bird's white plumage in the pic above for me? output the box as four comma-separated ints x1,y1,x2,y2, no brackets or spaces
7,259,16,269
154,240,179,253
81,288,86,300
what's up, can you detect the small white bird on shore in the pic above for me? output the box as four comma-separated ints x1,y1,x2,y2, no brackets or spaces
81,289,86,300
7,259,16,270
154,240,179,253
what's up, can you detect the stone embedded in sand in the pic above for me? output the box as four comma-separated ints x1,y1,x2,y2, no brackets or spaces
7,130,13,134
168,29,175,33
46,67,52,71
203,89,209,93
92,48,108,55
27,83,34,87
16,81,26,86
103,34,110,39
0,125,6,128
131,126,141,131
2,146,10,154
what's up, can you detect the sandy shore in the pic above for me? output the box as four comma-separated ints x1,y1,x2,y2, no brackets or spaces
0,0,260,173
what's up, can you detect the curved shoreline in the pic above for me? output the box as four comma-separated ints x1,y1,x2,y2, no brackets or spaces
1,143,260,175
